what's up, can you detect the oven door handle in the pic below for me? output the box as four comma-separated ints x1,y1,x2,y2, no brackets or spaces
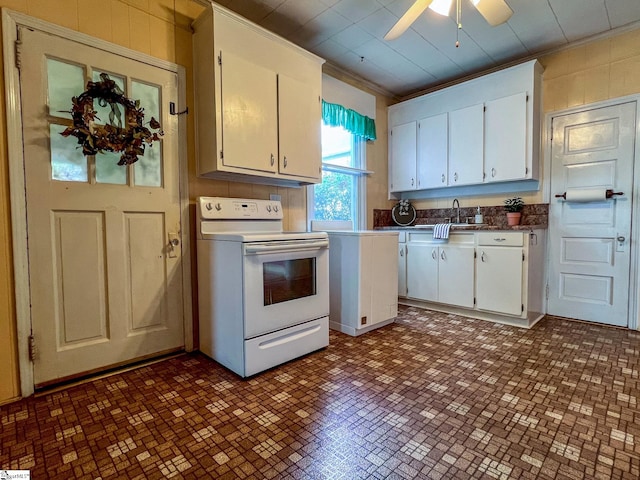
244,239,329,255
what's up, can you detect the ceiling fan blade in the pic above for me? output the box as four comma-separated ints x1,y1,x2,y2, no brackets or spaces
473,0,513,26
384,0,434,41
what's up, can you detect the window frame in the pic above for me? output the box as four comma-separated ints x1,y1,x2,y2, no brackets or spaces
307,127,371,231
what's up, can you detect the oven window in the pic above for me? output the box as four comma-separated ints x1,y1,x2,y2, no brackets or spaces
263,258,316,305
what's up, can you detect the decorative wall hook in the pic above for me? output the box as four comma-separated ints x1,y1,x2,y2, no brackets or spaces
170,102,189,116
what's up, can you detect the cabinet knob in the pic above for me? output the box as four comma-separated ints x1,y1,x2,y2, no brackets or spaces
411,178,414,186
441,174,445,183
491,168,496,178
453,172,458,182
270,154,275,166
432,249,437,260
481,251,486,262
283,156,288,168
400,249,404,257
440,250,445,260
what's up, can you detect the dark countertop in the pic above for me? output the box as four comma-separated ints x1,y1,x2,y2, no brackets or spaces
375,224,547,231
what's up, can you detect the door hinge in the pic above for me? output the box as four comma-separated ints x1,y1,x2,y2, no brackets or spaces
14,31,22,70
218,52,222,65
483,105,486,112
522,252,525,261
526,94,529,102
473,297,476,305
220,150,223,160
521,304,524,313
474,251,477,259
545,284,549,300
526,167,529,174
28,334,36,361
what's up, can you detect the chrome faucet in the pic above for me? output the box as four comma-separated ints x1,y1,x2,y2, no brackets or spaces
452,198,461,224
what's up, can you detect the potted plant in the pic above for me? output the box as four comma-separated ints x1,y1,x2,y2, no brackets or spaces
504,197,524,226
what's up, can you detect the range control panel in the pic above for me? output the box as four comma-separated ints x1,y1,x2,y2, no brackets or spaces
198,196,283,220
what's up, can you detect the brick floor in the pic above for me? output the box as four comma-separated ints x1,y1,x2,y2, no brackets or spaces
1,305,640,479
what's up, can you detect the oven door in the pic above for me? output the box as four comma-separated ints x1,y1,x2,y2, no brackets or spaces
243,238,329,338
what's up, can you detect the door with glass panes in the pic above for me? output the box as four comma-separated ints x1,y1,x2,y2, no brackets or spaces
19,26,184,387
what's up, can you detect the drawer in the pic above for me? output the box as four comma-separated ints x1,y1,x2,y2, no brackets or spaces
477,232,524,246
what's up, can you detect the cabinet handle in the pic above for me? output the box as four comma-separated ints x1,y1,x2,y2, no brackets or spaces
454,172,458,182
491,168,496,178
481,251,486,262
440,250,445,260
432,249,437,260
270,154,275,166
400,249,404,257
441,174,445,183
493,238,506,242
283,156,288,168
411,178,414,186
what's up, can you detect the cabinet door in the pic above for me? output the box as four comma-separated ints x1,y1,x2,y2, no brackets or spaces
406,244,438,301
476,247,524,316
390,121,417,192
485,92,527,182
438,246,474,308
449,104,484,186
418,113,448,189
398,243,407,297
278,73,322,180
219,50,278,173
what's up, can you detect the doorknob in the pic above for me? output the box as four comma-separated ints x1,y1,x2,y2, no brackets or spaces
617,235,626,242
168,233,180,258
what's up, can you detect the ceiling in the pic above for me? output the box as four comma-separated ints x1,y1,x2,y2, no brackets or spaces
212,0,640,98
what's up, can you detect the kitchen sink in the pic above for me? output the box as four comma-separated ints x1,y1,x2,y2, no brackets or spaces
406,223,483,229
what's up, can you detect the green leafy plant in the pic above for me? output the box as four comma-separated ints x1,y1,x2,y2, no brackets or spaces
503,197,524,213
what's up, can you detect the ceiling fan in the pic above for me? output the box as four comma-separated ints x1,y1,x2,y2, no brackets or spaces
384,0,513,42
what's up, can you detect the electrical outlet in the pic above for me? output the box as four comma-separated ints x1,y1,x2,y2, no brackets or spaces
270,194,281,202
361,316,367,325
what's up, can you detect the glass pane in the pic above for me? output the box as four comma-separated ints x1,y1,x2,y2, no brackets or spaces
313,170,355,221
321,124,353,167
47,59,85,119
131,80,162,187
96,151,127,184
50,124,87,182
131,80,160,122
134,143,162,187
91,71,126,127
263,258,316,305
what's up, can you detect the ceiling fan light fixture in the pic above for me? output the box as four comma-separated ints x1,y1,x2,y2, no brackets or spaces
472,0,513,26
429,0,453,16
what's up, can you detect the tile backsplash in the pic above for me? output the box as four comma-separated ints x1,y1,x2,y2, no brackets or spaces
374,203,549,228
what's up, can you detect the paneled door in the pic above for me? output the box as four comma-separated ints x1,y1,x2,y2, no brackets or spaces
19,26,184,386
548,102,636,327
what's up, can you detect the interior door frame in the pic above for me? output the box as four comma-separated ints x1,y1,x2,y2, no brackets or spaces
2,9,194,397
543,95,640,330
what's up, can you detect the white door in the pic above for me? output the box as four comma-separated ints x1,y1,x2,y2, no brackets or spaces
548,102,636,327
278,73,322,179
418,113,448,189
449,103,484,186
219,50,278,173
389,121,417,192
19,27,185,386
476,246,524,316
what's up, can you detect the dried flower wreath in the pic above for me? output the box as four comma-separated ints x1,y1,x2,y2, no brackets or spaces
60,73,163,165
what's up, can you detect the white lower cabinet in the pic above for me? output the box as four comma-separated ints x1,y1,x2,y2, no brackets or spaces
398,232,407,298
400,230,545,328
406,233,475,309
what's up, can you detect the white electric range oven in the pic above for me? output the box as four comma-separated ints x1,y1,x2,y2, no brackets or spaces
196,196,329,377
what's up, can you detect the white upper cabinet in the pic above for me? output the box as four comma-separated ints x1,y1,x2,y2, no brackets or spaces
192,4,324,186
278,73,322,179
417,113,448,189
388,60,542,195
448,104,484,187
484,92,528,183
389,121,417,192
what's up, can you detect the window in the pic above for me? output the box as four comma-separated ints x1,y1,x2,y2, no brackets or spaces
309,124,368,230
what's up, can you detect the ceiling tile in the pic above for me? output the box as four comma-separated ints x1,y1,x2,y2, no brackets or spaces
605,0,640,28
548,0,610,42
355,7,402,39
331,0,386,23
331,24,375,50
312,38,350,60
272,0,330,26
291,9,352,48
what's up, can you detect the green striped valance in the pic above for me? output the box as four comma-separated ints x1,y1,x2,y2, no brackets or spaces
322,100,377,141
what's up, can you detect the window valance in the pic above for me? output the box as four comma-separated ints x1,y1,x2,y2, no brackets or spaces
322,100,377,141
